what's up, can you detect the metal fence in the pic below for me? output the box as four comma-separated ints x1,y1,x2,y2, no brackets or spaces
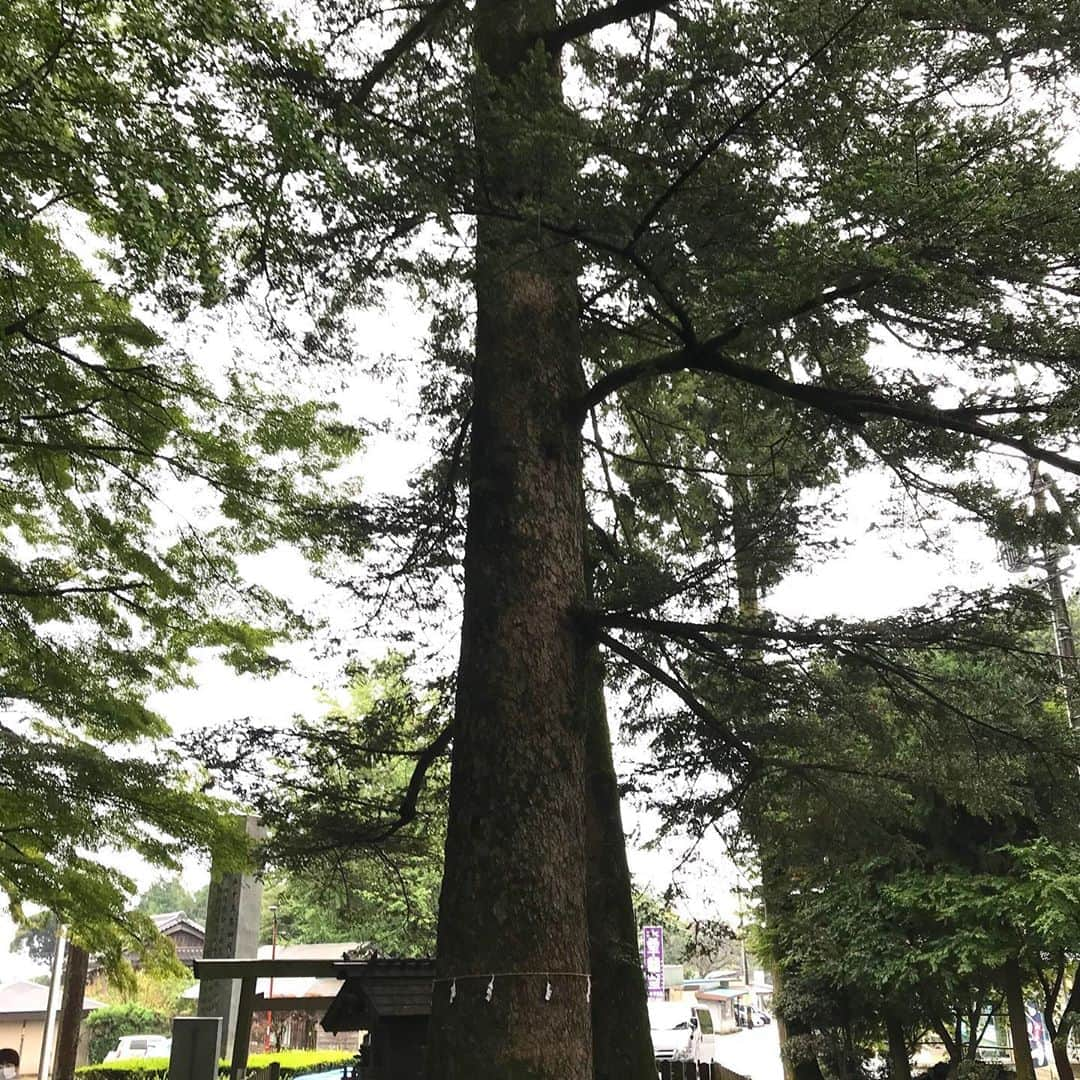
656,1062,753,1080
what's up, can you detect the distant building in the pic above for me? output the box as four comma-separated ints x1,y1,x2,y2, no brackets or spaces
86,911,206,977
249,942,369,1054
148,913,205,971
0,981,105,1077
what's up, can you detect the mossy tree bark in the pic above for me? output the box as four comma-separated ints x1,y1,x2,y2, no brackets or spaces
425,2,593,1076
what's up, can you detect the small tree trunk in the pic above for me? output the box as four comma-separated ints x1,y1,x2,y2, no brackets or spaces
52,942,89,1080
1052,1038,1074,1080
1051,967,1080,1080
929,1015,960,1067
774,964,797,1080
1004,959,1036,1080
770,964,825,1080
967,1007,981,1062
885,1011,912,1080
584,647,656,1080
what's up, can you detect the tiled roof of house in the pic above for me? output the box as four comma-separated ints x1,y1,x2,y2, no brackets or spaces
0,981,105,1016
150,912,205,936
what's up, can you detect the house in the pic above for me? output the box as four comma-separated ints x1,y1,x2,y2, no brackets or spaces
0,981,105,1077
249,942,369,1054
663,967,743,1033
148,913,205,971
85,912,206,978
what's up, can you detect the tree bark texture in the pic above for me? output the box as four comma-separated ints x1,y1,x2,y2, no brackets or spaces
426,2,593,1076
52,942,88,1080
584,646,657,1080
1004,959,1036,1080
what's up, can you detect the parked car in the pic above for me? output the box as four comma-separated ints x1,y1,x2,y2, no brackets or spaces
648,1001,717,1063
103,1035,172,1062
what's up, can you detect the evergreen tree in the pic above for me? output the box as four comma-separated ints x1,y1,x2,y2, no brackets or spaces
11,0,1080,1074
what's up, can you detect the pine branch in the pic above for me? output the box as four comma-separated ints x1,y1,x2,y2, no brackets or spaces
594,627,755,762
627,0,878,245
582,331,1080,476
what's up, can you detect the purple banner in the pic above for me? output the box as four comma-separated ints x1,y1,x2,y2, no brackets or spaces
642,925,665,1000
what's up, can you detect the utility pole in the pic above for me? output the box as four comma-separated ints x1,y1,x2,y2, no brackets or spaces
38,924,67,1080
263,906,278,1052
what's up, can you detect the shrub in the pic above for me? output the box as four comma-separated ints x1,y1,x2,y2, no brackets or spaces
84,1005,171,1064
76,1048,354,1080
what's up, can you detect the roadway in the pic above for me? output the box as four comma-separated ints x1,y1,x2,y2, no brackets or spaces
712,1023,785,1080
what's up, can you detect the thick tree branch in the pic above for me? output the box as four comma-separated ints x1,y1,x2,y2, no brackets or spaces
387,721,454,839
595,610,1047,656
0,580,145,599
544,0,671,51
257,0,457,114
582,329,1080,475
351,0,458,106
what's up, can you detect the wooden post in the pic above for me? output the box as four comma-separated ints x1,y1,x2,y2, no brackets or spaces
230,977,257,1080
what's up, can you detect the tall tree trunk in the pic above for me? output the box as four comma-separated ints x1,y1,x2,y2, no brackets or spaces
426,2,592,1076
1004,959,1036,1080
763,885,824,1080
584,646,656,1080
885,1010,911,1080
52,942,88,1080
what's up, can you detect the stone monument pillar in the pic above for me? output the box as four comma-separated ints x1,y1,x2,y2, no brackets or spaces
197,816,265,1057
169,1018,222,1080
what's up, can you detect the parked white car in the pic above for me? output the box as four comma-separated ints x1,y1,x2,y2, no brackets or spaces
103,1035,172,1062
648,1001,716,1063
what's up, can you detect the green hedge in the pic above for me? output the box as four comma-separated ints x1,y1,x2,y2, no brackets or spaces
84,1006,172,1065
76,1049,354,1080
